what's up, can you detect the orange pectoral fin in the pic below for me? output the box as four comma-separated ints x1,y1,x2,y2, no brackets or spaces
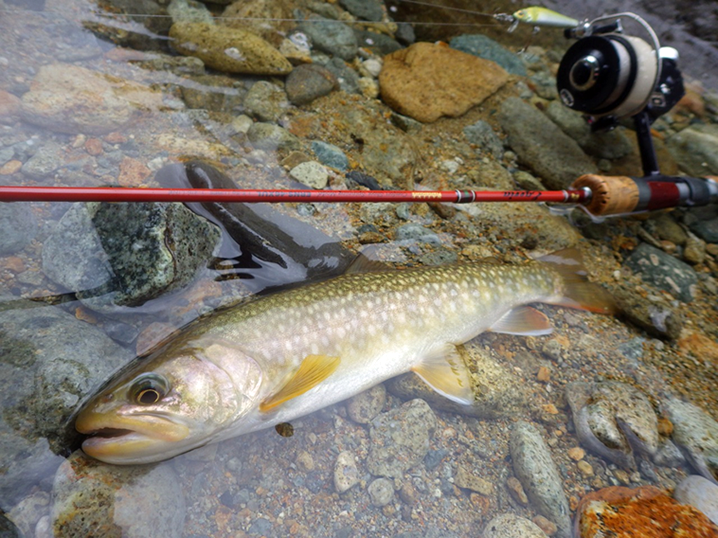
259,354,340,412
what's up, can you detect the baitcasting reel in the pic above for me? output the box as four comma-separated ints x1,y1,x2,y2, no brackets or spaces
556,13,685,176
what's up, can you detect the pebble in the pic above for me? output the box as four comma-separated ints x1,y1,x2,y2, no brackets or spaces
0,89,21,124
285,64,338,106
395,223,441,245
685,206,718,243
244,81,289,122
180,76,244,113
0,159,22,175
483,513,550,538
247,122,302,152
51,451,185,538
625,243,698,302
367,399,437,478
577,461,594,477
167,0,213,24
347,384,386,424
450,34,527,76
510,421,571,538
339,0,384,22
298,16,358,61
334,451,360,493
673,475,718,526
354,30,403,56
368,478,394,507
289,161,329,189
575,485,718,537
664,398,718,484
650,213,688,245
463,120,504,159
324,57,362,95
379,42,508,123
0,203,37,255
454,465,494,496
568,447,586,461
498,97,596,190
169,22,292,75
506,476,529,506
296,450,315,472
683,235,707,264
311,140,349,171
532,515,558,536
21,63,159,135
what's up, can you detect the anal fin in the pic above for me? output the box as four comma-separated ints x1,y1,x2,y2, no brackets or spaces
488,306,552,336
411,344,474,405
260,354,340,412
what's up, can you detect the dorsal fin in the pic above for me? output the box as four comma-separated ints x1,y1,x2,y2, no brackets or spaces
411,344,474,405
260,354,340,412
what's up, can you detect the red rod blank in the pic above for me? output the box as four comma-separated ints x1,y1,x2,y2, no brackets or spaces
0,186,588,205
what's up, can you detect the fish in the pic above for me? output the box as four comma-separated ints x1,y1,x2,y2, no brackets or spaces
75,249,614,464
512,6,579,28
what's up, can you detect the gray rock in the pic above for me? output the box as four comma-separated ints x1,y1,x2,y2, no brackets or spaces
683,235,706,264
544,101,634,160
42,202,221,312
167,0,213,24
368,478,394,507
449,34,527,77
664,398,718,484
20,141,63,179
354,30,402,56
653,440,687,467
324,57,362,94
334,451,360,493
673,475,718,525
498,97,596,190
367,399,437,478
339,0,383,21
285,64,338,106
289,161,329,189
610,286,683,340
684,206,718,243
298,16,358,61
311,140,348,171
247,122,301,152
463,120,503,159
347,384,386,424
244,81,289,122
483,513,549,538
667,124,718,177
649,213,688,245
0,203,37,255
51,451,185,538
395,22,415,45
510,421,571,538
395,224,441,245
529,71,558,100
248,518,272,535
179,74,244,113
625,243,698,302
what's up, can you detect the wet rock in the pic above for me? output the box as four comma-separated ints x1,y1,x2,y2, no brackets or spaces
395,22,415,46
244,81,289,122
42,201,221,311
506,476,529,506
454,465,493,496
285,64,338,106
0,203,37,255
380,42,508,123
674,475,718,525
544,101,633,160
169,22,292,75
566,382,659,470
167,0,212,24
324,57,362,94
625,243,698,302
136,54,205,76
20,141,63,179
219,0,295,47
21,64,160,135
667,124,718,176
463,120,504,159
498,97,596,190
574,485,718,537
684,234,707,264
334,451,359,493
368,478,394,507
649,212,688,245
664,398,718,484
298,16,358,61
367,399,437,478
347,384,386,424
6,490,50,537
510,421,571,538
340,0,384,21
52,451,185,538
354,30,402,56
530,71,558,100
395,224,441,245
653,439,687,467
179,74,244,113
387,346,528,419
0,513,22,538
247,122,301,152
685,206,718,243
311,140,348,171
450,34,527,77
483,513,549,538
0,90,22,125
289,161,328,189
611,286,682,340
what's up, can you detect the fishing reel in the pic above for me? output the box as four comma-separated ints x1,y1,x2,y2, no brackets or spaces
556,13,685,176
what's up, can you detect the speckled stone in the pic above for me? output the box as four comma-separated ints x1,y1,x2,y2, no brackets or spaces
463,120,504,159
289,161,329,189
367,399,437,478
334,451,360,493
380,42,508,123
247,122,301,151
285,64,338,106
483,513,549,538
347,384,386,424
339,0,384,21
169,22,292,75
674,475,718,526
368,478,394,507
664,398,718,484
52,451,185,538
0,203,37,255
625,243,698,302
244,81,289,122
510,421,571,538
298,16,358,61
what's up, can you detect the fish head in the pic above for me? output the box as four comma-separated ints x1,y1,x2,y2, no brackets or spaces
76,339,263,464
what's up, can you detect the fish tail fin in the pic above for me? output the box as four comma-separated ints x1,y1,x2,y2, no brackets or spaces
538,248,616,315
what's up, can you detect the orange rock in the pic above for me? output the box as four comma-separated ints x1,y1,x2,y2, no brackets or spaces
0,89,21,124
85,138,104,156
0,160,22,175
118,156,151,187
379,42,509,123
0,256,25,273
575,485,718,537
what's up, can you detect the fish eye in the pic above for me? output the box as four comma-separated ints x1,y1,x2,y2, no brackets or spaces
129,373,170,406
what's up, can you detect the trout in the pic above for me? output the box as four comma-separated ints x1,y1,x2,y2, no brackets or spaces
76,249,613,464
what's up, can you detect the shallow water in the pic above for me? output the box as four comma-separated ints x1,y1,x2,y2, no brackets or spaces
1,0,717,537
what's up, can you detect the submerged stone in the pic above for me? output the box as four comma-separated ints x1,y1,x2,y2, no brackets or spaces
625,243,698,302
0,203,37,255
450,34,527,76
298,16,358,61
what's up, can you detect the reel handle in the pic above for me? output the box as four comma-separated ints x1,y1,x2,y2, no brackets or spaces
572,174,718,216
